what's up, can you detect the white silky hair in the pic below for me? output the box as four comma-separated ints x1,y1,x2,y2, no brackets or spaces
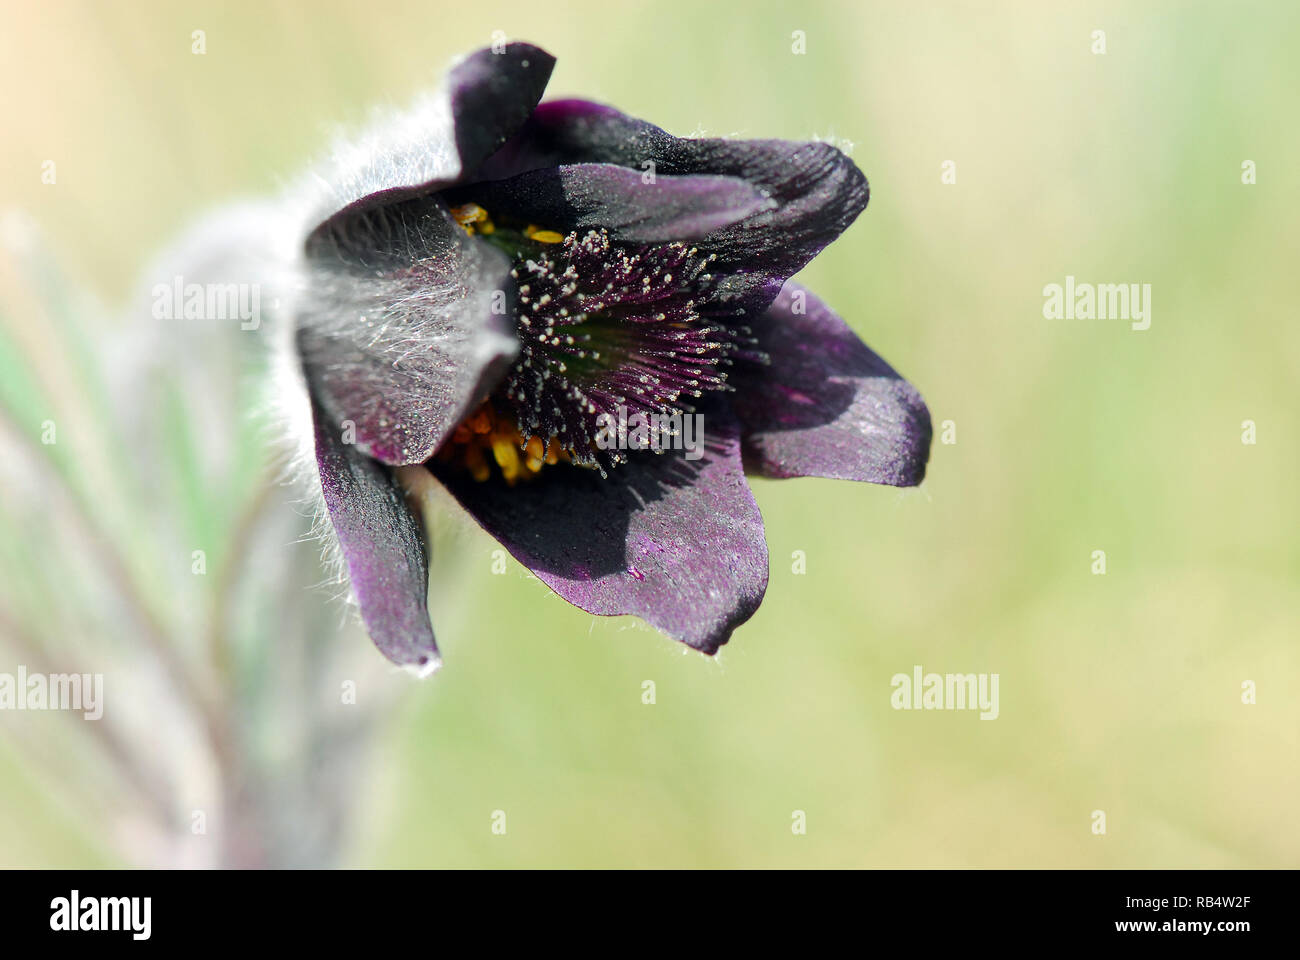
139,51,482,640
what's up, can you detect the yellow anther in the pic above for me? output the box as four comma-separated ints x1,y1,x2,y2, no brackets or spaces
451,203,488,225
451,203,495,237
439,402,571,483
492,435,522,483
525,225,565,244
524,436,546,471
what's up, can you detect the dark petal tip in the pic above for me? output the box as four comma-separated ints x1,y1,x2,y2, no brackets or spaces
448,43,556,178
311,398,439,668
307,41,556,228
734,283,932,486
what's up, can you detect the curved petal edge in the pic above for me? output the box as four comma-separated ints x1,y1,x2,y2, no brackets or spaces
311,398,440,669
434,411,768,653
733,283,932,486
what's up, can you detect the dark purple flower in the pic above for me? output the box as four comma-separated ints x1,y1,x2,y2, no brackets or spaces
296,41,931,672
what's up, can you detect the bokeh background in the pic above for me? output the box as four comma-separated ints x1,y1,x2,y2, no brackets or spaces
1,0,1296,867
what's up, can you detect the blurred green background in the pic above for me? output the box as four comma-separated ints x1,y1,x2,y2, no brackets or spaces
1,0,1296,867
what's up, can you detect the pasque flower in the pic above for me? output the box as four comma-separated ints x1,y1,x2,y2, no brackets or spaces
294,41,931,671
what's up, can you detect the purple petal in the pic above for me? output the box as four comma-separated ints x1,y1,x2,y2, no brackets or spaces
433,411,768,653
733,284,931,486
447,43,557,182
311,399,439,670
309,43,555,226
442,162,776,243
298,200,517,466
478,98,867,313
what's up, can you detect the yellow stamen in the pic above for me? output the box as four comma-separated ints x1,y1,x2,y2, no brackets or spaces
524,436,546,471
452,203,487,225
525,225,565,244
450,203,496,237
438,401,571,483
492,434,521,476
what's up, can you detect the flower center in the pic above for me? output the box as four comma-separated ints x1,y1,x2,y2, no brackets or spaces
440,203,747,482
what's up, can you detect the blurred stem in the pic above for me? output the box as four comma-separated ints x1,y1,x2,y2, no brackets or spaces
0,609,175,832
0,406,239,787
206,465,280,690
